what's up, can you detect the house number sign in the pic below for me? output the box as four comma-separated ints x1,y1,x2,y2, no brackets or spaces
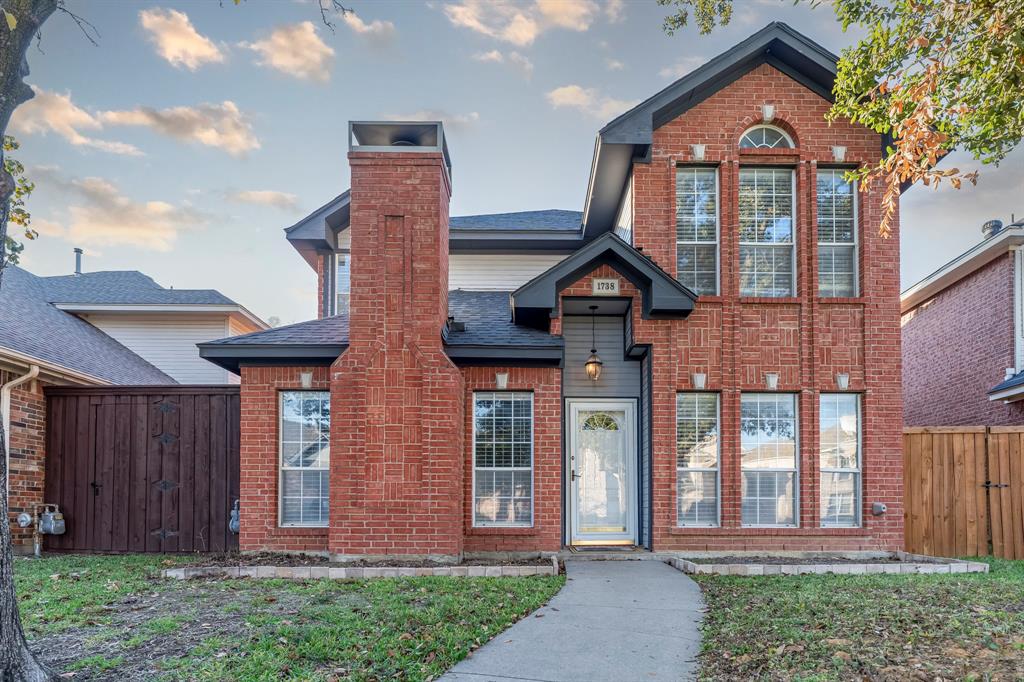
592,278,620,295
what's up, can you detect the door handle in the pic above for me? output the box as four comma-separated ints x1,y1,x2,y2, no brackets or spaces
571,470,579,482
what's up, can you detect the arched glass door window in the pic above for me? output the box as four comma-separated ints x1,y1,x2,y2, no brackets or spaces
739,125,794,149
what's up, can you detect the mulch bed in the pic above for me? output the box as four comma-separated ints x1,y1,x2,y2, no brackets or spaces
181,551,552,568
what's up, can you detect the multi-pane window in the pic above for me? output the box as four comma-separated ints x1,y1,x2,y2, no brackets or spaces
336,252,351,314
473,392,533,527
279,391,330,527
740,393,798,527
739,125,794,149
676,393,719,526
817,170,857,297
739,168,795,297
820,394,861,527
675,167,718,295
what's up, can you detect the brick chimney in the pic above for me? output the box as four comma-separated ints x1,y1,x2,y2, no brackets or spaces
329,122,465,560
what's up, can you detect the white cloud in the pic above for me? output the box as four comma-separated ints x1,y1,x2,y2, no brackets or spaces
226,190,299,211
472,49,534,79
99,101,259,156
241,22,334,82
546,84,637,120
443,0,597,46
10,87,142,156
139,8,224,71
31,167,205,252
605,0,625,23
659,56,707,80
605,58,624,71
381,110,480,132
342,11,396,47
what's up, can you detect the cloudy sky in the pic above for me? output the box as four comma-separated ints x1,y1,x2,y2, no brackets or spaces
12,0,1024,324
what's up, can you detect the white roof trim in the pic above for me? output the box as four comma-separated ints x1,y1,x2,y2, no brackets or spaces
0,345,110,386
988,383,1024,403
54,303,268,329
901,226,1024,314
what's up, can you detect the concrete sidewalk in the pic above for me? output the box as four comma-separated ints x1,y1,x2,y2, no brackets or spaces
441,560,704,682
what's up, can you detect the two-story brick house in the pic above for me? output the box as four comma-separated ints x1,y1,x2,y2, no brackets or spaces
200,23,904,559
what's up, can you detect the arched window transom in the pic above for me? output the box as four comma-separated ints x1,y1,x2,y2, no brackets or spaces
739,125,794,149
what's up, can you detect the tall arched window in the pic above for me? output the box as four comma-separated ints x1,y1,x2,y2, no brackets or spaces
739,125,794,149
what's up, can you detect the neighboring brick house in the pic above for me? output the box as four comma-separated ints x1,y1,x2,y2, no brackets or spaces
201,23,905,558
902,219,1024,426
0,261,264,549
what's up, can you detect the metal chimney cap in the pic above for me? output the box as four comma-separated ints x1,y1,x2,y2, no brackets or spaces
982,219,1003,239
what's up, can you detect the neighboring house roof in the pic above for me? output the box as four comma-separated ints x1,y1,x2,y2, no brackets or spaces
198,315,349,373
450,210,582,232
900,224,1024,314
988,369,1024,401
39,270,236,305
0,266,175,384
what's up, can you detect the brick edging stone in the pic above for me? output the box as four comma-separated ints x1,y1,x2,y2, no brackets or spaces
665,555,989,576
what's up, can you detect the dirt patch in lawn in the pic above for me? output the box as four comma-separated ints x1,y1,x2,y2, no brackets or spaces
30,579,335,681
184,551,553,568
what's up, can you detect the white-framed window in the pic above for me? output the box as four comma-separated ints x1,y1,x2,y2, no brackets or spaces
739,124,794,149
819,393,861,527
675,167,719,295
740,393,798,527
336,252,350,314
279,391,330,527
676,392,720,526
739,168,796,297
472,392,533,527
817,169,858,297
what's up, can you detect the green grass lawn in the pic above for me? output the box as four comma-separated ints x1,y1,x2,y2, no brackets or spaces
696,558,1024,680
15,554,564,681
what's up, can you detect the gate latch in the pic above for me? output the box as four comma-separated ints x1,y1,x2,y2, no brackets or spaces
90,480,102,496
983,481,1009,489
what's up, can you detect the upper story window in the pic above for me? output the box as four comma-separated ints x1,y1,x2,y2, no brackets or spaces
336,252,350,314
739,168,795,297
675,167,719,295
817,170,858,297
739,125,794,149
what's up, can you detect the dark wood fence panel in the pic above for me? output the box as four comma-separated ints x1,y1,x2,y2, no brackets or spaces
44,386,240,553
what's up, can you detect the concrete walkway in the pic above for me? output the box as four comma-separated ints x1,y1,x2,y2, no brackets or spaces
441,560,703,682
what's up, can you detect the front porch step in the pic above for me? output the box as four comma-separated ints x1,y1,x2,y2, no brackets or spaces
558,547,665,561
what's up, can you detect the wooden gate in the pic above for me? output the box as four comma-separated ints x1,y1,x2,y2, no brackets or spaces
904,427,1024,559
44,386,240,553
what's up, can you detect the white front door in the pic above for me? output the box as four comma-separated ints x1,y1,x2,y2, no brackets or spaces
568,400,637,546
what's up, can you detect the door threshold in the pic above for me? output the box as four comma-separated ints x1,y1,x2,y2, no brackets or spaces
567,545,646,553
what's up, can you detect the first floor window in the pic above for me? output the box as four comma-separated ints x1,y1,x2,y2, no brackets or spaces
473,392,533,526
280,391,330,527
676,393,719,526
740,393,798,526
820,393,861,527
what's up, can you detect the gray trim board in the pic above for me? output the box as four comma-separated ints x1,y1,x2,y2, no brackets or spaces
198,343,346,374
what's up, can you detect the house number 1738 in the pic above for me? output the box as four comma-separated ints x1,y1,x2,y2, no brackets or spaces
592,278,620,295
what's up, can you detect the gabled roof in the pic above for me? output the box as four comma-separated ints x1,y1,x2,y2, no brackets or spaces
512,232,698,330
198,315,349,373
0,266,175,385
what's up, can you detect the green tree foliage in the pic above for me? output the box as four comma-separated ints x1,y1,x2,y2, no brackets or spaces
4,135,36,265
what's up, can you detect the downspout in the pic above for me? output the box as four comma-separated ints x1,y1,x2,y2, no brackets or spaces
2,364,40,494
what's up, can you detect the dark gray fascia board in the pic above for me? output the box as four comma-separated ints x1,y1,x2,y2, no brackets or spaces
197,343,345,374
511,232,696,330
445,344,563,367
450,231,587,253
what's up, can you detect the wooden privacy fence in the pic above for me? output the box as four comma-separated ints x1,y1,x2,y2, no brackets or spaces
44,386,240,553
904,427,1024,559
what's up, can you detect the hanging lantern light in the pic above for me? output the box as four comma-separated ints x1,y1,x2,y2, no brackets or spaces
584,305,603,381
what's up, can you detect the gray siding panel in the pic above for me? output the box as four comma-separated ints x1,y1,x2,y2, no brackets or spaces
563,316,641,398
640,351,652,549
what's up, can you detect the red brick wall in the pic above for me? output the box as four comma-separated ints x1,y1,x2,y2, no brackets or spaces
902,253,1024,425
4,373,46,548
238,365,331,553
623,64,903,551
328,150,465,559
461,366,562,554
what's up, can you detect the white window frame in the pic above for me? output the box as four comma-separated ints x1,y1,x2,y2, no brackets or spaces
335,251,351,315
819,393,862,528
739,167,797,297
739,124,795,149
817,169,859,297
675,392,721,527
471,391,534,528
739,392,800,528
278,391,330,528
675,166,720,295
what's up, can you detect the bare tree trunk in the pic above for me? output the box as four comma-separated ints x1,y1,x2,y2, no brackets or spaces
0,1,59,679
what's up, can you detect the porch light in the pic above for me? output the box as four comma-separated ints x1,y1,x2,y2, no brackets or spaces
832,145,847,162
584,305,603,382
495,372,509,390
690,143,706,161
761,103,775,123
764,372,779,390
836,372,850,390
691,372,707,390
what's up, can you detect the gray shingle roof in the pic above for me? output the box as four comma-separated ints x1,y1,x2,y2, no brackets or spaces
203,315,350,346
447,290,563,348
450,210,582,232
39,270,236,305
0,266,175,384
989,370,1024,395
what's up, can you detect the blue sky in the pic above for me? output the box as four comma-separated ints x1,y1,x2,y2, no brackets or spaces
12,0,1024,325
